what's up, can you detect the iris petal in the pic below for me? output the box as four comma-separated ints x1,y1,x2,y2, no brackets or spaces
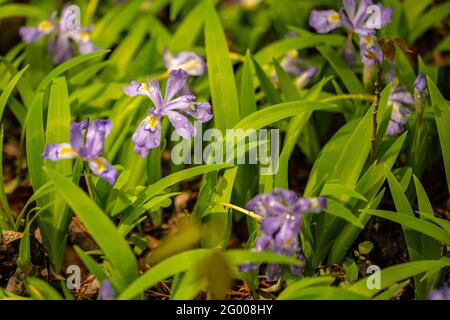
309,10,341,34
132,116,162,156
164,69,189,103
167,111,196,139
88,157,117,185
84,119,112,158
42,143,78,160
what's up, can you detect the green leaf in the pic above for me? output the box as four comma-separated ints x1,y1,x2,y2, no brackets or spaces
0,4,47,20
404,0,432,27
0,65,28,122
254,32,345,65
135,164,233,209
26,277,63,300
428,76,450,195
0,127,13,228
327,132,407,263
0,57,34,109
35,50,109,93
280,286,368,300
91,0,145,49
331,85,389,190
119,249,212,299
324,199,364,229
277,276,334,300
349,259,450,297
40,77,72,271
101,18,147,81
409,2,450,43
234,100,335,132
239,51,257,118
204,0,240,131
251,56,282,105
223,249,302,267
169,2,204,52
25,92,46,192
73,246,107,283
69,61,110,86
363,209,450,245
413,175,442,298
273,58,299,101
317,45,363,93
44,168,138,292
373,279,410,300
321,183,368,202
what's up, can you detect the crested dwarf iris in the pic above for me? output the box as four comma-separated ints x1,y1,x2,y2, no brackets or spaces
277,50,317,89
99,280,116,300
20,7,99,64
163,50,206,76
124,69,213,157
414,72,427,106
309,1,391,68
386,86,414,136
309,0,392,36
42,119,117,185
239,188,326,282
428,280,450,300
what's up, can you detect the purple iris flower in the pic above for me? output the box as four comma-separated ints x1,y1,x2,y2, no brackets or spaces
342,38,357,68
123,69,213,157
309,1,391,69
163,50,206,76
414,72,427,106
339,0,392,36
309,1,392,36
19,7,99,64
274,50,317,89
309,9,342,34
42,119,117,185
386,86,414,136
99,280,116,300
239,188,326,282
428,280,450,300
360,34,383,65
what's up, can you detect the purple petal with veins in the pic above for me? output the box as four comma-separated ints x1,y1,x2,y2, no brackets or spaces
167,111,196,139
309,9,341,34
164,69,189,103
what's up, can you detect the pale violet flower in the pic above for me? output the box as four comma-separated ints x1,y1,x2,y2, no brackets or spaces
386,86,414,136
42,119,117,184
163,50,206,76
19,7,99,64
123,69,213,157
274,50,317,89
238,188,326,282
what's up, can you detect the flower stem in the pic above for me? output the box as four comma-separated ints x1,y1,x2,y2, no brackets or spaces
321,94,376,103
214,202,262,222
84,164,98,202
371,65,383,163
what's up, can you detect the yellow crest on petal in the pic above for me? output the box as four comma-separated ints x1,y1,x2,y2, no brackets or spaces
310,198,320,209
38,20,55,32
138,82,149,95
58,146,77,157
93,157,107,173
180,59,202,74
145,115,158,131
287,50,298,60
327,12,340,24
79,32,90,42
365,35,375,47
